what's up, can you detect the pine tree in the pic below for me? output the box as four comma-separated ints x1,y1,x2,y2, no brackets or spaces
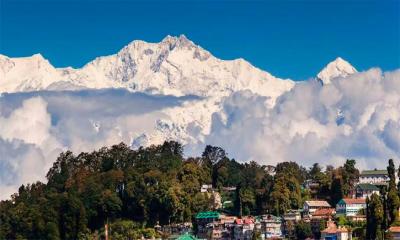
366,193,384,240
387,159,400,225
398,163,400,196
330,177,343,205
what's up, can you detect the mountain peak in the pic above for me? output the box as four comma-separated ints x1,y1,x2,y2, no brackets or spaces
161,34,195,49
317,57,357,84
31,53,44,59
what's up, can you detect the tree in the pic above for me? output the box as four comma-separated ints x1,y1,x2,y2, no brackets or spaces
271,162,303,213
212,158,242,188
366,194,384,240
269,176,291,216
58,192,88,239
234,184,243,216
387,159,400,225
330,176,343,206
202,145,226,166
398,163,400,196
295,221,313,240
276,162,307,184
341,159,359,197
240,188,256,216
309,163,323,181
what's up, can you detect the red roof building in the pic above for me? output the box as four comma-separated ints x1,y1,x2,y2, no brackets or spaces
387,226,400,240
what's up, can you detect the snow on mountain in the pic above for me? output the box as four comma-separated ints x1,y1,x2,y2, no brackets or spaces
0,35,294,104
317,57,357,84
0,53,61,92
0,35,359,154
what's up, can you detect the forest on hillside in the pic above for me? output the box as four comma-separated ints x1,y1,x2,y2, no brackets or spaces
0,141,399,239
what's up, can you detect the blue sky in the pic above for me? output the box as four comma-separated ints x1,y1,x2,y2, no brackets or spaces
1,0,399,80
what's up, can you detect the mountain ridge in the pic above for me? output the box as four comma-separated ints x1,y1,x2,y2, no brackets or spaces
0,35,355,101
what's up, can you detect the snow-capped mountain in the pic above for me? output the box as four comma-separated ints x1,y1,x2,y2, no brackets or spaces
317,57,357,84
1,35,357,98
0,35,358,150
1,35,295,103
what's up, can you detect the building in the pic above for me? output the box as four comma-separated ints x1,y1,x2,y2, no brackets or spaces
233,217,255,240
347,215,366,222
160,222,192,236
355,183,380,198
320,219,350,240
210,228,223,239
310,208,336,235
303,200,331,216
359,170,390,185
222,186,237,192
283,210,302,222
387,226,400,240
176,233,199,240
282,210,301,238
201,184,213,193
195,211,220,238
336,198,366,217
260,214,283,239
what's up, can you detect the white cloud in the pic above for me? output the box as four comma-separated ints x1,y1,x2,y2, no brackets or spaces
0,97,53,145
0,68,399,199
203,68,400,168
0,138,47,198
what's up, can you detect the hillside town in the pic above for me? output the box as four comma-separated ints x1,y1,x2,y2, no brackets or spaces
158,168,400,240
1,142,400,240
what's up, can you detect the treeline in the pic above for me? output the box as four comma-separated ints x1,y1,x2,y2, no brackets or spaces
0,141,397,239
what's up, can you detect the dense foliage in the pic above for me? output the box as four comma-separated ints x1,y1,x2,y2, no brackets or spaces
0,141,398,239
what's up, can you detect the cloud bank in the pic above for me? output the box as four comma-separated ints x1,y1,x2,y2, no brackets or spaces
1,68,400,199
204,68,400,168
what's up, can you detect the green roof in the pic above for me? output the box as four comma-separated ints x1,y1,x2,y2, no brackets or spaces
360,170,388,176
176,233,198,240
195,211,220,219
357,183,379,191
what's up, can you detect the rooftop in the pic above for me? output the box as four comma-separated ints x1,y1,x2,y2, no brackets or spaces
322,226,349,233
322,220,349,234
340,198,366,205
356,183,379,191
235,217,255,225
176,233,199,240
388,226,400,233
305,200,331,207
195,211,220,219
261,214,282,222
360,170,388,176
312,208,336,217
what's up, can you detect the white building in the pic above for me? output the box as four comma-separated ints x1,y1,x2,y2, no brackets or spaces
233,218,255,240
336,198,366,217
283,210,301,222
359,170,390,185
260,214,283,239
201,184,213,193
303,200,331,216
